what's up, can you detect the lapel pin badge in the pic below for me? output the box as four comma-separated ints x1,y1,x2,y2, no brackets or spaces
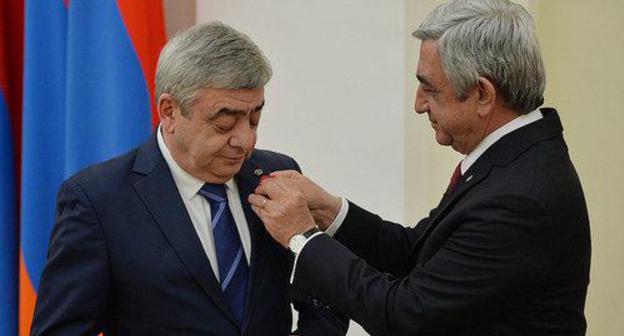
254,168,264,176
466,175,474,182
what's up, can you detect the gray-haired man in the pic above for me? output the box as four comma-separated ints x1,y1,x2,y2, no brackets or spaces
31,22,347,336
250,1,591,335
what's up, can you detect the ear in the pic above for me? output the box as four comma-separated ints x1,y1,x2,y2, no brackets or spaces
475,76,497,117
157,93,178,134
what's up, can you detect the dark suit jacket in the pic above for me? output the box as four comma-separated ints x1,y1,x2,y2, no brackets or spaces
292,108,590,335
31,135,347,336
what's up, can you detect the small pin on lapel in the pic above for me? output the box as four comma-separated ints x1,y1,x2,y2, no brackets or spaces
254,168,264,176
466,175,474,182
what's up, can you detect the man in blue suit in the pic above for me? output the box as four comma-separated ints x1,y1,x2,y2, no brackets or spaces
31,22,347,336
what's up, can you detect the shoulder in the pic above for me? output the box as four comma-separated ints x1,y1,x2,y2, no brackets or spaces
492,135,578,198
469,135,587,232
62,146,141,198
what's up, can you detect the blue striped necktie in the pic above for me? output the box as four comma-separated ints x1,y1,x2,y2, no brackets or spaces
199,183,249,324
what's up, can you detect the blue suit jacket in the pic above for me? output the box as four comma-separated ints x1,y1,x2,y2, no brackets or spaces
31,135,347,336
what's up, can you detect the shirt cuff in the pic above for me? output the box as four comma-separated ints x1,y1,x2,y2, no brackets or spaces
289,198,348,284
290,231,324,283
324,197,349,237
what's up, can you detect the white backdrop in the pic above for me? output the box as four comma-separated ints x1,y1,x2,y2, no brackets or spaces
197,1,408,335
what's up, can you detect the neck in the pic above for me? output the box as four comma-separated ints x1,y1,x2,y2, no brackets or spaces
483,106,519,137
462,106,520,154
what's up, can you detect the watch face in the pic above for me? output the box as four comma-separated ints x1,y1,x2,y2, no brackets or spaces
289,234,307,253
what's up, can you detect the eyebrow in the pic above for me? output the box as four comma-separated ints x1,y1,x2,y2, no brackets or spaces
214,101,265,117
416,74,433,87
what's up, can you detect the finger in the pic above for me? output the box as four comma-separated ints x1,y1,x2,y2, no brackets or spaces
256,178,288,198
250,200,271,221
266,175,290,190
250,203,259,214
250,204,265,218
258,175,292,192
248,194,270,209
269,170,300,178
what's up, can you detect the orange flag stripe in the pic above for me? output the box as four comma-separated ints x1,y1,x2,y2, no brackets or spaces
18,253,36,336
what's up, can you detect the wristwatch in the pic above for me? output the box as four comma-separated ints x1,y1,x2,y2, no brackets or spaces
288,226,321,254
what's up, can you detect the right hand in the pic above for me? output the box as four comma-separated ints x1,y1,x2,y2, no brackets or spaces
264,170,342,231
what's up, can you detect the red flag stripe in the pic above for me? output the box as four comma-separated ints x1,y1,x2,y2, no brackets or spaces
116,0,166,127
2,0,24,182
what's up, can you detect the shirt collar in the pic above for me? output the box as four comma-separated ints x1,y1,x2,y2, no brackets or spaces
156,125,235,201
461,109,543,174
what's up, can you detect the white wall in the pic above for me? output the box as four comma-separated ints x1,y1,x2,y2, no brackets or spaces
197,1,407,335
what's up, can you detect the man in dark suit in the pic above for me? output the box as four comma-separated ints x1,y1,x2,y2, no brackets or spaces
249,1,591,335
31,22,347,336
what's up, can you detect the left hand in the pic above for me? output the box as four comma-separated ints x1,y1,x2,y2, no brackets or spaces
268,170,341,231
248,176,317,247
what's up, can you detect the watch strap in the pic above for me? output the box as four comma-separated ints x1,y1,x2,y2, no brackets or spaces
302,226,321,238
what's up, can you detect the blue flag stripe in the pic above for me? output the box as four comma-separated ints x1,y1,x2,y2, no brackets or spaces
21,0,151,292
0,92,17,336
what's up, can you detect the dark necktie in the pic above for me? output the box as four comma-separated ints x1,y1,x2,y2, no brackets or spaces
199,183,249,324
446,162,463,194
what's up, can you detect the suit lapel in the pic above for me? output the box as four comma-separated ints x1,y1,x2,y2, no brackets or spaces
409,108,563,263
131,135,238,325
235,156,271,332
410,162,492,261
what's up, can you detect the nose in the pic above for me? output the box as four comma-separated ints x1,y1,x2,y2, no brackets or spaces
229,121,256,150
414,85,428,115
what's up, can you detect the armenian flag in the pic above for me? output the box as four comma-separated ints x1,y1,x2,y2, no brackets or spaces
8,1,165,334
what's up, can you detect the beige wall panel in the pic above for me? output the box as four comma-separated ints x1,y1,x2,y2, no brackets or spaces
163,0,195,38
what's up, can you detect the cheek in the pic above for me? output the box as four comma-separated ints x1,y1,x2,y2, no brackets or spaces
427,98,444,119
250,132,258,147
188,135,226,158
432,111,459,140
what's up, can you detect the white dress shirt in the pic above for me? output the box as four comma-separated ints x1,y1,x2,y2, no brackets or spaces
157,127,251,279
460,109,543,174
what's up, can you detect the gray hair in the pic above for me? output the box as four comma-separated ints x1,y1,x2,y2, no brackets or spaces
155,22,272,115
413,0,545,114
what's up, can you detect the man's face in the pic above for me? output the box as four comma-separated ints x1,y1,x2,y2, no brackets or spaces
161,87,265,183
414,40,482,154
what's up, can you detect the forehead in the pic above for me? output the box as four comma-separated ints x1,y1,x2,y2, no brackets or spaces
416,40,445,84
194,87,265,110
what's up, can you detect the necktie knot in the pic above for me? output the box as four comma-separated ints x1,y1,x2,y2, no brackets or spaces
199,183,227,203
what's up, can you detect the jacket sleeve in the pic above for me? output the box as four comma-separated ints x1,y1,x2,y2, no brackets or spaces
30,179,110,336
286,156,350,336
292,195,552,336
293,300,349,336
333,201,430,277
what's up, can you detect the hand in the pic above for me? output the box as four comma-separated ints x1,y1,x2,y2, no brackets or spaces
268,171,341,231
248,176,317,247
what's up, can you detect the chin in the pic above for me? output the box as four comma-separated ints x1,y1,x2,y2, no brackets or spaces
435,134,452,147
207,173,236,184
218,164,244,179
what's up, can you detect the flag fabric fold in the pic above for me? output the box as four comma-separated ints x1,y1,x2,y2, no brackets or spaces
16,1,165,335
1,1,24,335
